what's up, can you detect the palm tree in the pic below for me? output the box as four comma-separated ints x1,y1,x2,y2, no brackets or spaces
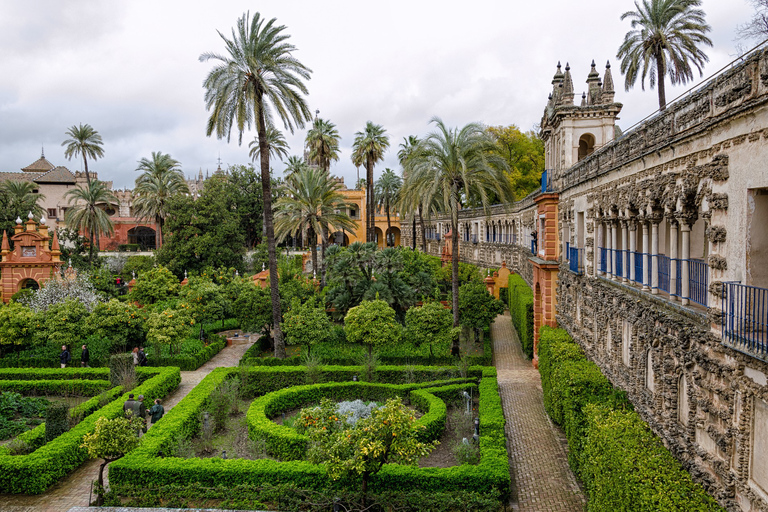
617,0,712,111
274,167,357,285
375,168,402,247
351,122,389,244
62,123,105,185
408,118,512,354
64,180,118,267
284,155,309,178
133,152,190,248
249,125,290,163
200,11,312,359
397,135,423,250
305,117,340,173
1,181,46,219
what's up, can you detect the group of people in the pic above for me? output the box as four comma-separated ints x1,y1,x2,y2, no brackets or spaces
59,344,89,368
132,347,148,367
123,393,164,433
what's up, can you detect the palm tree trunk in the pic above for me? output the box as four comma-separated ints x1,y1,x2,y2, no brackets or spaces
418,206,427,252
656,50,667,111
156,216,163,250
320,227,329,287
257,98,285,359
367,157,375,244
450,185,461,355
83,155,91,186
308,226,318,279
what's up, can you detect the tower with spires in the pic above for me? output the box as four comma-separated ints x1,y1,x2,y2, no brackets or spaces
540,60,622,183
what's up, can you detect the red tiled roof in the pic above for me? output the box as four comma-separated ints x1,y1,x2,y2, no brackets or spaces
21,156,55,173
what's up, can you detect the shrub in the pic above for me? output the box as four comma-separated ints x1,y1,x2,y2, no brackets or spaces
508,274,533,358
109,354,137,390
344,299,402,357
282,297,332,357
129,266,180,306
458,281,505,342
44,401,70,442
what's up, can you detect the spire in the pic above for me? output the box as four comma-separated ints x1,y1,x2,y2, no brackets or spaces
50,229,61,262
1,230,9,255
561,62,575,106
41,145,45,158
581,92,587,107
601,60,615,103
551,61,564,105
586,59,601,105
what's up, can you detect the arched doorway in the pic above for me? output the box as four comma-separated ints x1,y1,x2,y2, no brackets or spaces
578,133,596,160
128,226,157,250
19,278,39,291
374,227,385,248
332,231,350,247
385,226,401,247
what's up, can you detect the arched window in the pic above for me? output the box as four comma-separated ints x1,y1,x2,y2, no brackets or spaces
578,133,596,161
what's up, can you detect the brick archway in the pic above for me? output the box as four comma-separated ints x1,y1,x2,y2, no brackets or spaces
0,218,62,303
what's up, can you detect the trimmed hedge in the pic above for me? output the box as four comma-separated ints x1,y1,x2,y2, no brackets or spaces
508,274,533,359
537,327,725,511
0,368,110,380
110,366,510,503
147,337,226,371
0,366,180,494
0,379,111,396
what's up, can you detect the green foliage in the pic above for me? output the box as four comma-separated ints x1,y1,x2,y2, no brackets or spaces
146,307,194,356
44,401,69,442
508,274,534,358
436,261,482,291
81,415,141,460
129,266,180,306
0,392,48,440
88,300,146,353
404,301,454,358
344,299,401,353
34,299,89,348
581,404,724,512
0,302,36,354
0,379,111,396
88,265,120,298
282,298,331,355
458,281,505,333
486,125,544,199
233,285,272,334
180,276,225,325
120,255,155,283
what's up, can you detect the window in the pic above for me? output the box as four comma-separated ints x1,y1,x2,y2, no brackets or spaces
578,133,596,160
350,209,357,218
47,208,57,219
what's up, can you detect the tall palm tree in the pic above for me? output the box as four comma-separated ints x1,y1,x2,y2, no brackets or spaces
1,181,46,219
62,123,105,185
64,180,118,267
284,155,309,178
351,122,389,244
408,118,512,353
274,167,357,285
397,135,423,250
375,168,402,247
249,125,290,163
133,151,190,248
200,11,312,359
617,0,712,111
305,117,340,173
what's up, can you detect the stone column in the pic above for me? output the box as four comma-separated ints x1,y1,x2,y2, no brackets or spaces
611,220,618,281
651,220,659,294
621,220,629,283
598,221,605,277
681,223,691,306
642,220,650,291
670,219,679,299
629,220,637,283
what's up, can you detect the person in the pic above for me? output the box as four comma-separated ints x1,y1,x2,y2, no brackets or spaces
80,344,90,367
137,347,148,367
59,345,71,368
531,230,538,254
123,393,138,419
137,395,148,433
132,347,139,367
149,398,164,427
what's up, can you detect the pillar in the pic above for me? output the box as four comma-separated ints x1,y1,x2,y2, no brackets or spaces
642,221,650,291
681,223,691,306
670,220,679,299
651,220,659,295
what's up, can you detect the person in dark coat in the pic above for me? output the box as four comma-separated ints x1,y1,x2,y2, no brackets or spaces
60,345,71,368
137,347,148,367
80,344,90,367
149,399,165,426
123,394,138,419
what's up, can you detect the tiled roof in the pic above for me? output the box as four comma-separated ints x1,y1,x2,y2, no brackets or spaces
0,172,40,182
33,166,77,184
21,156,55,173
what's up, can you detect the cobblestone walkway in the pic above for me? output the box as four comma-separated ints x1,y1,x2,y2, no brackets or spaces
493,312,586,512
0,334,254,512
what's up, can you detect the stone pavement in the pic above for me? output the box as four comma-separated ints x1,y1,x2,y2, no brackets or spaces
0,334,254,512
493,312,586,511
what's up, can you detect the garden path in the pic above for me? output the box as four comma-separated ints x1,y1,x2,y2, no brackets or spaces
493,312,586,512
0,334,254,512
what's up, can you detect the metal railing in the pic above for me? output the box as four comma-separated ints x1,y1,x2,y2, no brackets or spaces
633,251,644,285
658,255,670,293
565,242,570,261
722,282,768,357
569,247,583,274
673,259,681,297
614,249,623,279
599,247,607,274
687,258,708,306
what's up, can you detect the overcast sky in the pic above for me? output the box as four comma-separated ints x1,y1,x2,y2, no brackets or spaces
0,0,758,190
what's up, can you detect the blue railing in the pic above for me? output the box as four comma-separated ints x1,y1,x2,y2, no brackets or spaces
436,233,441,242
531,239,536,254
673,259,681,297
569,247,583,274
658,255,670,293
599,247,607,274
614,249,623,278
687,258,708,306
541,169,548,193
565,242,570,261
633,251,644,285
722,282,768,357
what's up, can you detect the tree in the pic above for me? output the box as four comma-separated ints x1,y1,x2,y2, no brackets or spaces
397,135,422,250
404,300,454,359
344,299,401,357
737,0,768,42
617,0,712,111
248,124,290,163
229,164,265,248
282,296,331,356
20,272,103,313
64,180,118,267
155,175,247,276
458,281,505,342
273,167,357,285
351,122,390,243
201,11,312,359
297,397,436,504
88,299,146,353
81,415,143,505
0,302,36,356
487,125,544,200
305,117,340,173
179,276,226,326
62,123,104,185
283,155,310,179
375,168,402,247
133,151,190,248
232,284,273,340
0,181,46,238
146,306,194,356
34,299,90,348
407,118,512,354
128,266,180,306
